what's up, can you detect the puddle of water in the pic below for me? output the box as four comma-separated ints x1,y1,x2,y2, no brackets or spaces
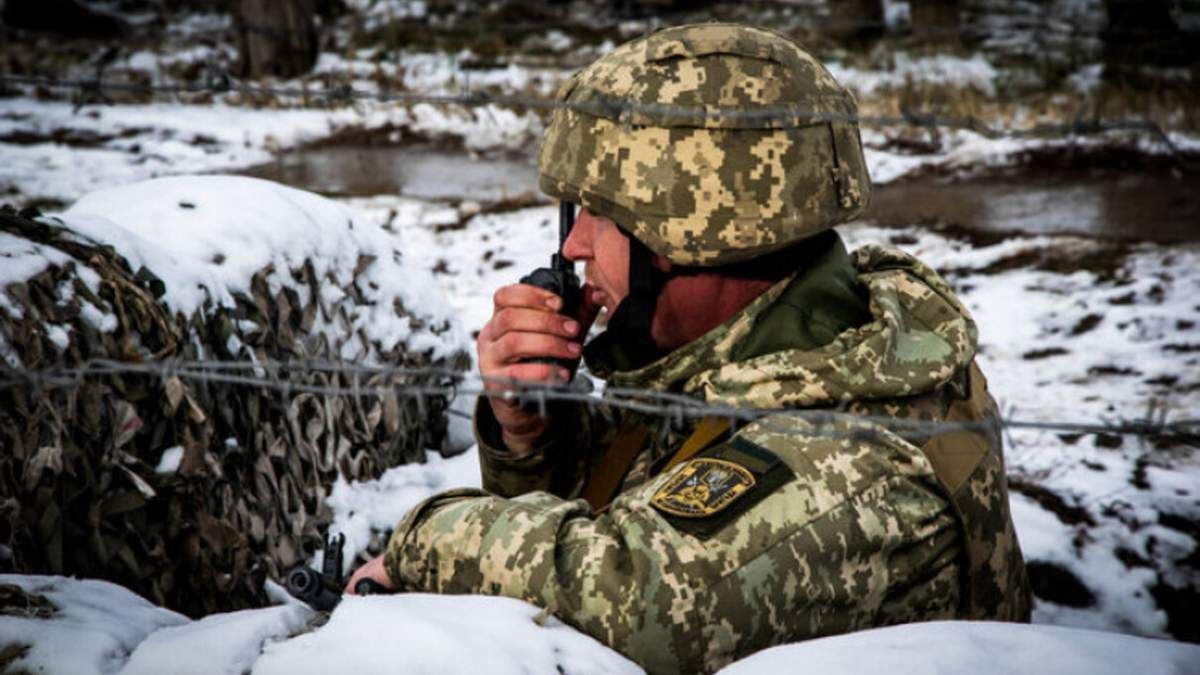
242,145,538,202
868,169,1200,244
245,144,1198,244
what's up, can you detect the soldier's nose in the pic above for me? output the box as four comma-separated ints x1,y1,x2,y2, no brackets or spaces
562,220,592,261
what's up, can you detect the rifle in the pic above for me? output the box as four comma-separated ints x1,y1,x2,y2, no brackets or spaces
284,532,388,612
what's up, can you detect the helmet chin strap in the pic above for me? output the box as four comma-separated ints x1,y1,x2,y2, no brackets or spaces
599,234,667,368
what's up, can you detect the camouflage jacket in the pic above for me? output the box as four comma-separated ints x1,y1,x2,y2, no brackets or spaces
385,239,1031,673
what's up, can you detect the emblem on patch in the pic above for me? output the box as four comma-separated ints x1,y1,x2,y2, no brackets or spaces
651,458,756,518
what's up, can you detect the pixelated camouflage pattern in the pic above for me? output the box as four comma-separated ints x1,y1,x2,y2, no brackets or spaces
391,416,960,674
538,23,871,266
601,245,978,407
388,244,1029,672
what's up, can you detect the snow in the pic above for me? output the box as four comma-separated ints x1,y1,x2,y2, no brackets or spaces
57,175,468,362
155,446,184,474
719,621,1200,675
0,231,82,312
828,52,1000,97
0,575,188,675
342,0,429,27
251,593,641,675
882,0,912,32
1,573,637,675
5,574,1197,675
121,604,314,675
324,447,482,574
0,100,357,204
345,197,561,336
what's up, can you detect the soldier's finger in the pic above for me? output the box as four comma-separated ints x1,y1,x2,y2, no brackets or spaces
343,555,394,595
491,307,580,340
495,362,571,386
493,283,563,312
494,332,581,364
482,364,563,396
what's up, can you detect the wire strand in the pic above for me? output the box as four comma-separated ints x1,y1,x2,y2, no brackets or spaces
0,73,1191,160
2,359,1195,447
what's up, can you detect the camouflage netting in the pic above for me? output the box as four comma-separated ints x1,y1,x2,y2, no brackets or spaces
0,200,470,617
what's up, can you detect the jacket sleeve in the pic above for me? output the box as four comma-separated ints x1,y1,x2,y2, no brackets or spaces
386,416,963,673
473,395,618,499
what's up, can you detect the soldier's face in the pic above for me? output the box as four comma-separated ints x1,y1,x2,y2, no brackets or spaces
562,208,630,321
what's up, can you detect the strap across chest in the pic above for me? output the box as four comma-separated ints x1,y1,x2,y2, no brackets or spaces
581,415,733,513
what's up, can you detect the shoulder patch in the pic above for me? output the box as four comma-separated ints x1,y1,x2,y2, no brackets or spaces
650,436,794,536
651,458,755,518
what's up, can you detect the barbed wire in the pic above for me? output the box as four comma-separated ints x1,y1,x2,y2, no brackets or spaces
7,2,1193,67
1,358,1196,447
180,8,1197,46
0,72,1190,159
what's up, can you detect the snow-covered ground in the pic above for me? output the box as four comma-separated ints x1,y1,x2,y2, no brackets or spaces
14,568,1189,675
2,7,1198,674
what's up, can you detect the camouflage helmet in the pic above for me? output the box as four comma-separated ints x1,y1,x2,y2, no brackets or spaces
538,23,871,267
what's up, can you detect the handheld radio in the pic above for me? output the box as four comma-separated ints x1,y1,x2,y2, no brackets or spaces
518,201,583,377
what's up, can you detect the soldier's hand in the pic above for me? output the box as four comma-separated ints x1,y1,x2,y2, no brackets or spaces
344,554,395,595
477,283,601,453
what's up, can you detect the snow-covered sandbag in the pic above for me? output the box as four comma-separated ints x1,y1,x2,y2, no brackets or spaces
717,620,1200,675
0,574,188,675
0,176,470,616
250,593,642,675
120,603,314,675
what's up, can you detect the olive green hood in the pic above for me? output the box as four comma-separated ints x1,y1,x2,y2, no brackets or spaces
586,242,978,409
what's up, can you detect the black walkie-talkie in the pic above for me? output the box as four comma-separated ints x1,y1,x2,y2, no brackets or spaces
519,201,583,377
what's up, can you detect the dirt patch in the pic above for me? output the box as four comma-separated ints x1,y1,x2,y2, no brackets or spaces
941,243,1133,281
1026,560,1097,608
0,584,56,619
1087,365,1139,377
1009,478,1096,527
0,126,147,148
1132,457,1152,489
1013,145,1200,174
1158,512,1200,541
1071,314,1104,336
1145,375,1179,386
302,124,467,153
887,233,921,246
1150,577,1200,643
1023,347,1069,360
1115,546,1154,569
7,196,68,213
874,219,1013,249
0,643,33,674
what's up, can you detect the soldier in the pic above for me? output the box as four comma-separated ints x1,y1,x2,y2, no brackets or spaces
349,23,1031,673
